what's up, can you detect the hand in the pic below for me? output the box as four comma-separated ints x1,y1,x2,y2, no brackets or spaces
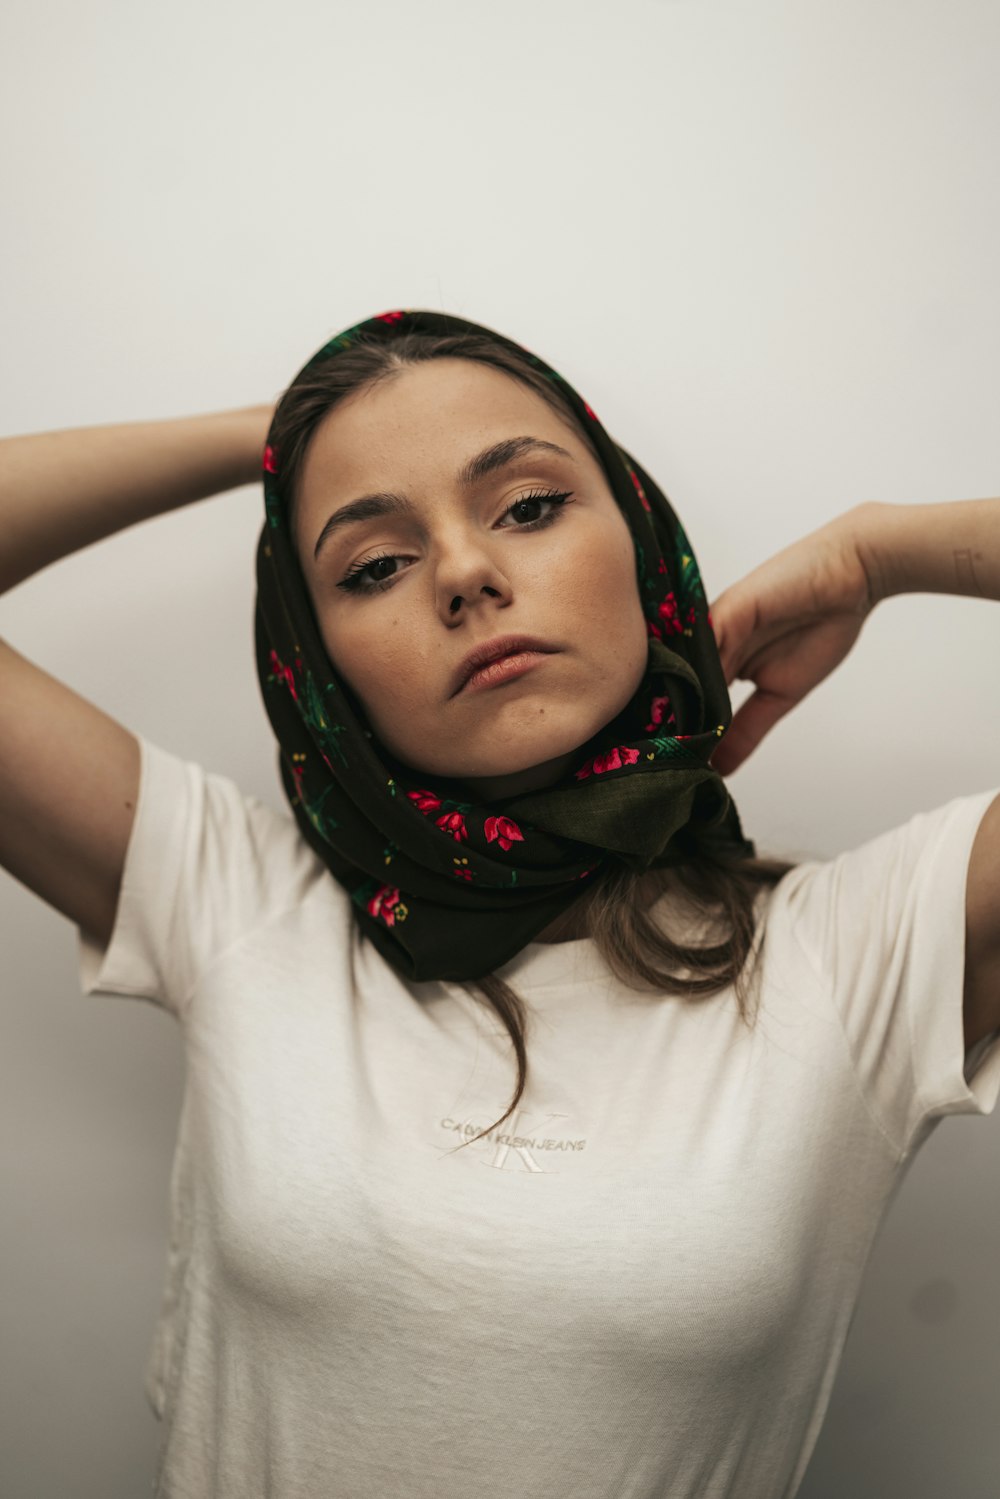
234,403,279,487
709,505,877,777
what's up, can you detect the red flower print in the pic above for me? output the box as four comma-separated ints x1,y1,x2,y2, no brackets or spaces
645,694,676,734
263,444,278,474
484,815,525,852
436,810,468,843
574,745,641,781
598,746,640,774
629,469,652,513
647,619,663,641
583,401,599,422
657,592,683,634
367,884,402,926
269,648,298,702
685,604,696,628
407,789,442,815
376,310,405,325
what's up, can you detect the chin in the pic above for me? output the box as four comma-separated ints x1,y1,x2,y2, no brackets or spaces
384,709,611,784
422,738,590,785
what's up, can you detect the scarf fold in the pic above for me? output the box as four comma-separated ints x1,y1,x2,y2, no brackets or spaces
254,308,753,982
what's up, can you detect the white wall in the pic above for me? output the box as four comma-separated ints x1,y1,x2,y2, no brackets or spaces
1,1,998,1493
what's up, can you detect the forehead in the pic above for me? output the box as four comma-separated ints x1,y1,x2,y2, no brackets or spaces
296,359,586,518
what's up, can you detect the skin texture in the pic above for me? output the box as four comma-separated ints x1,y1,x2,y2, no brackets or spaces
292,358,650,803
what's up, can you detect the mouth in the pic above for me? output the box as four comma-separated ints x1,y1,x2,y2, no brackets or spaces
451,634,558,697
459,650,554,696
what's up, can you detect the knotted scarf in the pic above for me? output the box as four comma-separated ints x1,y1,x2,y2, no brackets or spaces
254,308,753,982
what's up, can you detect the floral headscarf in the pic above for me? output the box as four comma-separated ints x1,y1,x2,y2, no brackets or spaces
254,308,753,981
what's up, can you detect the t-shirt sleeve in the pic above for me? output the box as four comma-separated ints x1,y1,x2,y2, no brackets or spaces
77,733,321,1019
772,788,1000,1156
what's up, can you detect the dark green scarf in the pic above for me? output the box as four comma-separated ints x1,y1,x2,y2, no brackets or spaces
254,308,753,981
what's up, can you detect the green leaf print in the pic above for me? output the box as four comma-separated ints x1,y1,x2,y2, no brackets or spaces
633,540,658,604
300,781,340,839
674,527,705,605
648,735,699,763
301,671,349,767
351,877,378,910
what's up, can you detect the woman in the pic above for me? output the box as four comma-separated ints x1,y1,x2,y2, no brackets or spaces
2,307,998,1498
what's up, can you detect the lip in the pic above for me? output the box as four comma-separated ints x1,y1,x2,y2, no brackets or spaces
451,634,558,697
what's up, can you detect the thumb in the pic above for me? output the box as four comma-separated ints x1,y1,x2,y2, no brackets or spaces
710,687,792,777
710,584,760,686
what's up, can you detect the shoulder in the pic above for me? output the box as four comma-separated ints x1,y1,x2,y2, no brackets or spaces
758,789,1000,1045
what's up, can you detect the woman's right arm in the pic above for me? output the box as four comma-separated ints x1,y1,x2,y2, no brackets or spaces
0,406,273,948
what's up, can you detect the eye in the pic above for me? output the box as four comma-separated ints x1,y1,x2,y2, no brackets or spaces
336,551,401,595
500,488,573,530
335,488,573,596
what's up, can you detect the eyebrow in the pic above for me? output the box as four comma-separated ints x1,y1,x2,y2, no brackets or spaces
312,435,576,561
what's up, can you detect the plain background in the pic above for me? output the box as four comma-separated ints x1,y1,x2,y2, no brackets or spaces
1,1,998,1495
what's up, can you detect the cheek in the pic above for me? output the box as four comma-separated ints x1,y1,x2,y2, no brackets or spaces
318,614,380,705
319,612,423,729
590,532,649,686
568,518,644,630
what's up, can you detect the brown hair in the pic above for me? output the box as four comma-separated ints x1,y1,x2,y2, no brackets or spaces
267,330,794,1152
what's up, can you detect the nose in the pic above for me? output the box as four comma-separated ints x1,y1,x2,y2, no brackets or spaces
435,537,513,622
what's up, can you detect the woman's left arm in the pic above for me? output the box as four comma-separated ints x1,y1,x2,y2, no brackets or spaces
710,497,1000,1049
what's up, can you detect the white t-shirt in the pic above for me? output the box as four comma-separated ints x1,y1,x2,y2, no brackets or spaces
78,735,1000,1499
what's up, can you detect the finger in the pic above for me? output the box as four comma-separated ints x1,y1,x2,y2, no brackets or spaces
710,688,792,777
709,585,761,685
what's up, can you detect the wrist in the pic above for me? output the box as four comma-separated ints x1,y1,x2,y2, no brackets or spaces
217,404,276,489
849,496,1000,605
849,500,906,608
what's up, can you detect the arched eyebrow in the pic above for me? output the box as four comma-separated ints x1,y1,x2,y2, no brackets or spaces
312,435,575,561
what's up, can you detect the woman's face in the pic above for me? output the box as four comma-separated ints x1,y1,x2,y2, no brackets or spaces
293,358,650,800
